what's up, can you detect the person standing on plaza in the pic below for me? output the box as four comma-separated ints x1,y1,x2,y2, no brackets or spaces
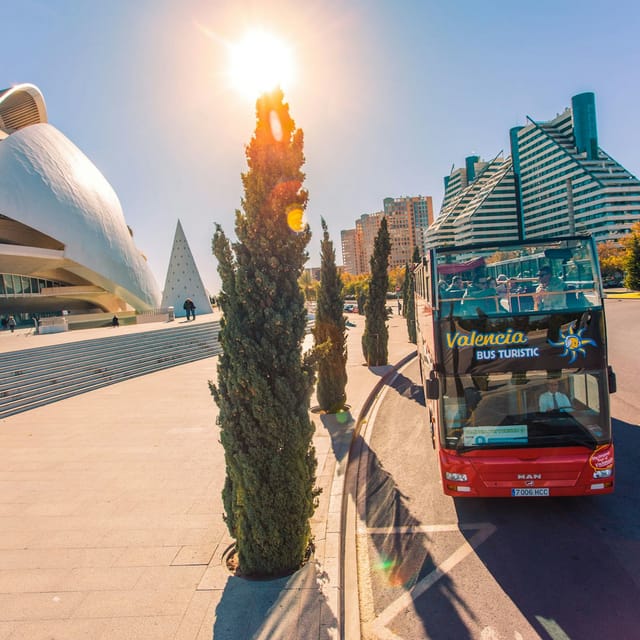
7,315,16,333
183,298,195,320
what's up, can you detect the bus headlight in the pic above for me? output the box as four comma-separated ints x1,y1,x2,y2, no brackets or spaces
593,468,613,479
445,471,468,482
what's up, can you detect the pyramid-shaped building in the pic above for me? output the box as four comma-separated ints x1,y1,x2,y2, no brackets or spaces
161,220,213,318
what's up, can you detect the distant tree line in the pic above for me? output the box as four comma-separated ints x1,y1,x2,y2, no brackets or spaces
598,222,640,290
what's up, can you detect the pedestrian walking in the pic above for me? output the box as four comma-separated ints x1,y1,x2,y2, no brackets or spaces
8,315,16,333
183,298,196,320
112,315,119,328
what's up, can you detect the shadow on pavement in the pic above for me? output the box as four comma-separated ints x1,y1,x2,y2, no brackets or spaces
212,557,338,639
320,411,355,462
453,416,640,639
385,372,425,408
352,436,469,639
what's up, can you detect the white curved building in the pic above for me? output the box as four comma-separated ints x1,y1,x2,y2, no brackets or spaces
0,83,161,315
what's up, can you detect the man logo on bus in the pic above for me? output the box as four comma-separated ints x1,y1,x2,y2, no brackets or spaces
548,322,597,364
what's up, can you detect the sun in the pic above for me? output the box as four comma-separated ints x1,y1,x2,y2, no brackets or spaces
229,28,294,100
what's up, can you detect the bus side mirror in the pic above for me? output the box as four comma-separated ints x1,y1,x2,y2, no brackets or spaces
426,376,440,400
608,366,617,394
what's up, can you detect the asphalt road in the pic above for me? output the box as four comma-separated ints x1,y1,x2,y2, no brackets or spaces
356,299,640,640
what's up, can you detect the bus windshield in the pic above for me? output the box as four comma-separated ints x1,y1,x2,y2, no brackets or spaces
435,237,601,317
442,369,610,451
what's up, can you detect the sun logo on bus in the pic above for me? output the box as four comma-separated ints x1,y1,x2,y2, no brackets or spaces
548,323,597,364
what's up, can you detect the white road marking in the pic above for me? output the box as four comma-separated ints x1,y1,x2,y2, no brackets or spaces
355,365,500,639
367,522,497,639
536,616,572,640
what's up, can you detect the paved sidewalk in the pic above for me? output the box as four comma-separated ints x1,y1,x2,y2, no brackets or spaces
0,311,415,640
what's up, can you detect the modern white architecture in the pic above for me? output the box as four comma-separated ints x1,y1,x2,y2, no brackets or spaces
0,83,161,315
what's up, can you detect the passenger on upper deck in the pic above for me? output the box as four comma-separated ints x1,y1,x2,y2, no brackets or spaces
494,275,508,299
533,265,566,311
446,276,465,296
439,275,465,314
462,274,499,315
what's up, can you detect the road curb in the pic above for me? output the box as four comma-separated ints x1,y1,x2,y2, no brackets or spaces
339,350,417,639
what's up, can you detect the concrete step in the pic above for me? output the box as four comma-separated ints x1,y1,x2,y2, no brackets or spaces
0,344,220,420
0,322,219,380
0,322,222,419
0,341,221,406
0,329,218,390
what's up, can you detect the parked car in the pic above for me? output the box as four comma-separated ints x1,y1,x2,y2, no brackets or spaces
344,304,357,313
603,276,624,289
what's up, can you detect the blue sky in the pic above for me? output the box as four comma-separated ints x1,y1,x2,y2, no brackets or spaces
3,0,640,294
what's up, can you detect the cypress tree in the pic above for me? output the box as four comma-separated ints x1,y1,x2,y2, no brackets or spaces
356,284,367,317
211,89,318,577
405,246,420,344
362,217,391,366
624,232,640,290
401,263,410,318
314,218,347,413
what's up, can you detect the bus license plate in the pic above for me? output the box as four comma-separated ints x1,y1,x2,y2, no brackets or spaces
512,488,549,497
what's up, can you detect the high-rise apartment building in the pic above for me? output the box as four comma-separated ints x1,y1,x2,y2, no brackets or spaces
342,196,433,275
426,155,518,250
354,212,384,275
428,92,640,249
340,229,357,275
383,196,434,267
512,92,640,242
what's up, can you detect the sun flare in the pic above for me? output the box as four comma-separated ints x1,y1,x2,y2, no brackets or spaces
229,28,294,99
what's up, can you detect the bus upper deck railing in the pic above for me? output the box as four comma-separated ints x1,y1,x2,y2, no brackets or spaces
438,284,600,317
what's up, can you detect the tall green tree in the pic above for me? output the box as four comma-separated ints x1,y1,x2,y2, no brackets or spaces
401,264,410,318
598,241,625,280
211,89,318,577
299,269,319,304
402,247,420,319
362,217,391,365
355,282,368,317
624,232,640,290
405,246,420,344
314,218,347,412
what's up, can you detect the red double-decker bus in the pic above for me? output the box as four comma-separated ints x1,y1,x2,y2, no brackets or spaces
414,235,616,497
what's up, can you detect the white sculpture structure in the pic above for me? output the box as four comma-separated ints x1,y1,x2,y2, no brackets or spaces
161,220,213,318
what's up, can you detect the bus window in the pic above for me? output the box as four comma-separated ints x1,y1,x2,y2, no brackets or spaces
436,240,602,317
441,370,609,450
571,372,601,414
